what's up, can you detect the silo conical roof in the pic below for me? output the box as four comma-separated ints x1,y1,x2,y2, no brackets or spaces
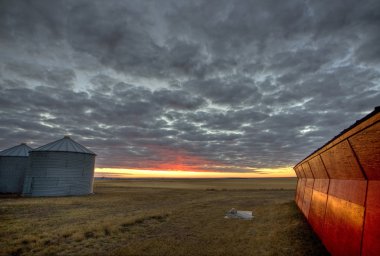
0,143,32,157
32,136,96,155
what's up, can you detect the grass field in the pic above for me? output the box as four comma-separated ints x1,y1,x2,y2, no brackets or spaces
0,178,328,256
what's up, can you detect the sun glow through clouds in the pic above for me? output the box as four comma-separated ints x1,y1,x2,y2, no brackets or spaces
95,166,295,178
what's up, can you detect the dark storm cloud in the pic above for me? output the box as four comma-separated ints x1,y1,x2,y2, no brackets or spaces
184,76,261,105
0,0,379,173
152,89,207,110
5,62,76,88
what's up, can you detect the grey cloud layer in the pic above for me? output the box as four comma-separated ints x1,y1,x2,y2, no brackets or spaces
0,0,379,172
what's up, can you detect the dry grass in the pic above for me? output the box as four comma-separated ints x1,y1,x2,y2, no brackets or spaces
99,178,297,190
0,178,328,256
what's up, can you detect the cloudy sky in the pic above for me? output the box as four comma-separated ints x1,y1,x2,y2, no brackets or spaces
0,0,379,177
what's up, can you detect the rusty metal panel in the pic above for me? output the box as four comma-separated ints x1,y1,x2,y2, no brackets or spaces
295,179,300,206
306,178,314,188
296,179,303,208
295,178,300,202
294,167,301,178
296,179,301,207
308,190,328,238
302,162,314,178
294,168,299,177
297,178,306,208
294,109,380,255
328,179,367,206
309,155,329,179
320,140,364,180
323,195,365,256
302,186,314,218
313,179,329,194
362,181,380,256
349,122,380,180
297,165,306,178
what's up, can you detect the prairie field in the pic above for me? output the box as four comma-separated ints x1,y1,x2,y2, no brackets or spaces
0,178,328,256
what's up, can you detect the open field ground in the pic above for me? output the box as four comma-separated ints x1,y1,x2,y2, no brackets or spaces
0,178,328,256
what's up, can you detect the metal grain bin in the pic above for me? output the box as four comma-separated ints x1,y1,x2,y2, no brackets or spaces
0,143,32,193
22,136,96,197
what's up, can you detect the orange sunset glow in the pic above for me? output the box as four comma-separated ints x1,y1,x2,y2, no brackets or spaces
96,146,296,178
95,166,295,178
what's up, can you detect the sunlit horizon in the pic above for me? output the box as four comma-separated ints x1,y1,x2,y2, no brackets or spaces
95,166,296,179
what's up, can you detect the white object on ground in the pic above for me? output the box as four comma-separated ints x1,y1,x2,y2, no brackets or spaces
225,208,253,220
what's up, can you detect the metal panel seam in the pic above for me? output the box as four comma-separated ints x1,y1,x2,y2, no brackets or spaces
307,181,315,218
359,179,369,256
319,154,331,242
307,161,315,179
319,155,331,179
299,165,307,211
347,138,368,180
295,177,299,202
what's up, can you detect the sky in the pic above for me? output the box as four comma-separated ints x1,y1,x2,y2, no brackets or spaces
0,0,379,178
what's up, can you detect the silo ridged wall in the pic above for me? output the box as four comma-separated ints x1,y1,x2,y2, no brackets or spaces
23,152,95,196
294,112,380,256
0,156,29,193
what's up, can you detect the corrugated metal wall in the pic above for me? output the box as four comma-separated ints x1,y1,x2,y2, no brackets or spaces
0,156,29,193
22,152,95,196
294,110,380,256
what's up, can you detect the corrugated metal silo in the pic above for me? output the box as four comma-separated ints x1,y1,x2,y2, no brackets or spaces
22,136,96,197
0,143,32,193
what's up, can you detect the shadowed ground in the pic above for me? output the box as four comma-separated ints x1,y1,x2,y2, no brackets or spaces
0,178,329,256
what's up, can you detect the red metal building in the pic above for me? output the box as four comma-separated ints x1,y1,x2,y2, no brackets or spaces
294,107,380,256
